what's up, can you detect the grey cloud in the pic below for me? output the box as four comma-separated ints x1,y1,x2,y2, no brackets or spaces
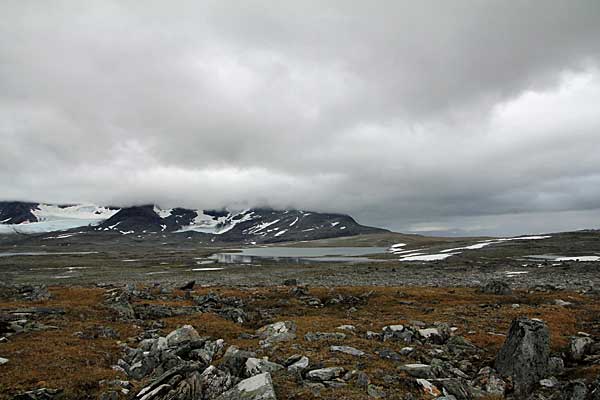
1,1,600,235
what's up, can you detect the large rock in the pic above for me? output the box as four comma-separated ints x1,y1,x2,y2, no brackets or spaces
199,365,234,399
215,372,277,400
245,358,283,377
166,325,201,347
12,388,63,400
495,318,550,396
306,367,344,381
330,345,365,357
568,336,594,361
221,346,257,377
479,280,512,295
256,321,296,346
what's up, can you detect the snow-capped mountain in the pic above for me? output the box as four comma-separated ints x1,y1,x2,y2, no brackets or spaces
0,202,118,234
0,201,387,243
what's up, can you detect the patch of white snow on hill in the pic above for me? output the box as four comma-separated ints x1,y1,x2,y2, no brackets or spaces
331,221,340,227
555,256,600,262
247,219,280,234
399,253,458,261
192,267,224,271
154,206,173,218
274,229,288,237
441,242,494,253
289,217,299,227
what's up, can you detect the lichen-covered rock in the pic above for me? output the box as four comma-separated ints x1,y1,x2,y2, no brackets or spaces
330,345,365,357
568,336,594,361
215,372,277,400
245,358,283,377
256,321,296,346
306,367,344,381
479,280,512,295
199,365,234,400
166,325,201,347
221,346,257,377
495,318,550,396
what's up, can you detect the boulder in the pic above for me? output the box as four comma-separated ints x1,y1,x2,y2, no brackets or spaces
306,367,344,381
199,365,234,399
221,346,256,377
304,332,346,342
166,325,201,347
330,345,365,357
215,372,277,400
256,321,296,346
399,364,433,379
179,280,195,290
479,280,512,295
12,388,63,400
568,336,594,361
0,357,8,365
495,318,550,396
285,355,309,373
245,358,283,377
561,380,588,400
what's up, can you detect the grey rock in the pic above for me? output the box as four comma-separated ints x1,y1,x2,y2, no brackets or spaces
12,388,63,400
330,345,365,357
221,346,256,377
366,331,382,341
495,317,550,395
199,365,234,400
0,356,8,365
540,376,560,388
382,324,405,341
561,380,588,400
245,358,283,377
568,336,594,361
479,280,512,295
548,356,565,376
399,364,433,379
256,321,296,346
215,372,277,400
286,356,309,373
554,299,572,307
304,332,346,342
306,367,344,381
367,384,386,398
357,371,370,389
166,325,200,347
438,379,472,400
471,367,506,396
336,325,356,332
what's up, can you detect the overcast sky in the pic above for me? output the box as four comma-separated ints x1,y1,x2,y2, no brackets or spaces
2,1,600,236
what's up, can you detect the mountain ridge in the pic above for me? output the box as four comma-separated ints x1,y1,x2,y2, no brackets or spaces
0,201,388,243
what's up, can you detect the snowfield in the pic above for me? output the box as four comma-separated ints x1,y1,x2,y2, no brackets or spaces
391,235,553,262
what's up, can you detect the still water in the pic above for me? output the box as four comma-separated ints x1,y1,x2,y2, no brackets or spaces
209,246,387,264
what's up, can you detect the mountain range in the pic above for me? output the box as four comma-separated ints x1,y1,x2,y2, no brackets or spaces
0,201,387,243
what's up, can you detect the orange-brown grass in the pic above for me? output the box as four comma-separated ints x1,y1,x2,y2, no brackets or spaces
0,285,598,400
0,287,139,399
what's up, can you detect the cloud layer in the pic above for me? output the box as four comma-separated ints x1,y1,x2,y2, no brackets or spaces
2,1,600,235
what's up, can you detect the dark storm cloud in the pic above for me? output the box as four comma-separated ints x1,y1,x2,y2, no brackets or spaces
1,1,600,235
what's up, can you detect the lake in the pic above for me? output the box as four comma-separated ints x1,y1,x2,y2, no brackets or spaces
209,246,387,264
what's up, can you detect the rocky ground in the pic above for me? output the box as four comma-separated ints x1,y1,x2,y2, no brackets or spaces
1,280,599,399
1,231,600,399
